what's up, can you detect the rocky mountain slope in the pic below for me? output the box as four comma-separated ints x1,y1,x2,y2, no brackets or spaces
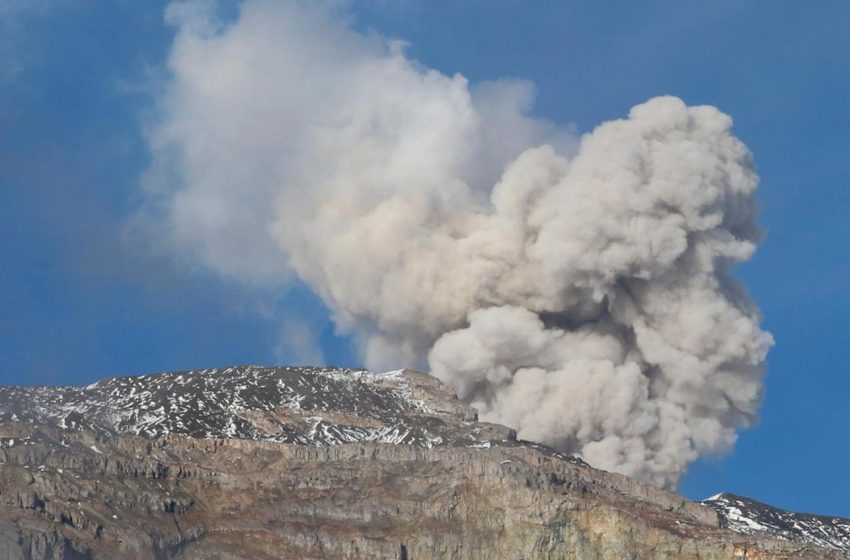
702,493,850,558
0,365,845,559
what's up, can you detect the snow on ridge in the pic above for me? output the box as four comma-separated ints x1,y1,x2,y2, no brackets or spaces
703,493,850,557
0,365,502,451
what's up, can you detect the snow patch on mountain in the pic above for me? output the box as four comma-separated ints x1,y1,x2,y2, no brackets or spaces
0,365,511,450
703,493,850,557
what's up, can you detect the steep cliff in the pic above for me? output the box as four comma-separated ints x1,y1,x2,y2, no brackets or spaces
0,366,843,559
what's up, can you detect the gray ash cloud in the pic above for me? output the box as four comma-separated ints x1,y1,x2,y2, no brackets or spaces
138,0,772,488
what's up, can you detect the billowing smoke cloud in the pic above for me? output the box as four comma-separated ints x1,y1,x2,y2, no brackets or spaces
141,0,772,487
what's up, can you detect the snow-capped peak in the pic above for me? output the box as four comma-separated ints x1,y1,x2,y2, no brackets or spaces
0,365,512,450
702,492,850,557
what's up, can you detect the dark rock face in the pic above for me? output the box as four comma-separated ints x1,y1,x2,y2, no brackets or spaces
0,366,843,559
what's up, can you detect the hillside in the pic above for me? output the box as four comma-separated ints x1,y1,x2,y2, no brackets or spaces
0,366,844,559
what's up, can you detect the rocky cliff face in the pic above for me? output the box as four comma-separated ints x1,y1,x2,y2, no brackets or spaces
0,366,844,559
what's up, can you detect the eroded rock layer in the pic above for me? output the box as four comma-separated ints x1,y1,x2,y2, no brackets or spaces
0,366,842,559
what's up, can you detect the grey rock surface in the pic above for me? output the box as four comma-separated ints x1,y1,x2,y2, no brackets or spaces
0,366,843,559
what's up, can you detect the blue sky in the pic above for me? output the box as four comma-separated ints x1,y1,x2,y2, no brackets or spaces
2,1,849,515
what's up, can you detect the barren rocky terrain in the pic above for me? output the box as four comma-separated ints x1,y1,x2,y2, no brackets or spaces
0,366,845,559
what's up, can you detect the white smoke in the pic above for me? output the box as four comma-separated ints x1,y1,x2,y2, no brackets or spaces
141,0,773,488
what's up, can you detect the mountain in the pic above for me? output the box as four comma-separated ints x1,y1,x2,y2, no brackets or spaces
0,365,845,559
702,493,850,558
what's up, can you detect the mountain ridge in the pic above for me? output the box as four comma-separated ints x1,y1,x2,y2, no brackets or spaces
0,365,845,559
702,492,850,557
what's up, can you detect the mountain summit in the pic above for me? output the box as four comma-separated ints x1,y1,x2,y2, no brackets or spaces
0,365,845,559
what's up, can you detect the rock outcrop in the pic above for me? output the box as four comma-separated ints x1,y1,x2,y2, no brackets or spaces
0,366,844,559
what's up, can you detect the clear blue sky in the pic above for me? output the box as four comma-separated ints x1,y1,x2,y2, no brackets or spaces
2,1,849,516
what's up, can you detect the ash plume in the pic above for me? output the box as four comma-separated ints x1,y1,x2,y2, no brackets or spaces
140,0,773,488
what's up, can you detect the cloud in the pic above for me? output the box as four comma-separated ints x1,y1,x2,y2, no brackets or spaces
140,0,771,488
275,318,326,368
